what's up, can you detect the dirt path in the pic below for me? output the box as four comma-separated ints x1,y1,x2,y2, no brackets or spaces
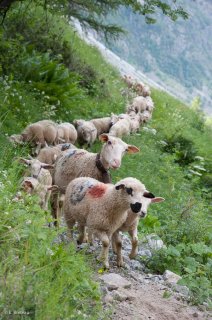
109,273,209,320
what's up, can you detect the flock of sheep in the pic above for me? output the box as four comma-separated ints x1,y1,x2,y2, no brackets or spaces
10,76,164,268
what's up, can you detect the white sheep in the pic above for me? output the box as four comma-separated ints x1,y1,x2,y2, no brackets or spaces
36,143,76,165
128,112,141,133
57,123,77,144
74,119,97,147
112,192,165,266
20,158,54,210
127,96,154,114
109,116,131,138
10,120,58,154
21,177,56,210
64,176,147,268
140,110,152,124
51,134,140,224
122,75,135,89
90,116,113,136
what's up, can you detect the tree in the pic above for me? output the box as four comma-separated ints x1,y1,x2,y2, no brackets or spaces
0,0,188,38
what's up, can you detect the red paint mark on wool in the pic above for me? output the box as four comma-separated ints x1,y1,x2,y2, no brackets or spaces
74,152,86,158
88,185,106,198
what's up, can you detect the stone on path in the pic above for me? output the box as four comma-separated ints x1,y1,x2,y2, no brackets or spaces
100,273,131,291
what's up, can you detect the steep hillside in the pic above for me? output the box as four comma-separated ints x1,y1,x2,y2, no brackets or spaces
103,0,212,113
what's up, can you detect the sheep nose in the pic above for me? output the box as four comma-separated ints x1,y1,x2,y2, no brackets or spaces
112,159,120,168
140,211,146,218
130,202,142,213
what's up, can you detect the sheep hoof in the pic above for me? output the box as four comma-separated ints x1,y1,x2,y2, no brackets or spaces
103,262,110,269
129,253,137,260
117,260,124,267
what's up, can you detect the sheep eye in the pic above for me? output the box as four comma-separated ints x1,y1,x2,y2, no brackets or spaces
126,187,133,196
108,141,112,145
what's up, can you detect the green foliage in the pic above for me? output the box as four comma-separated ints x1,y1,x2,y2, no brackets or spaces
146,243,212,304
0,161,101,319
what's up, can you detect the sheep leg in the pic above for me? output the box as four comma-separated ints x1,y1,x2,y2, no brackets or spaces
128,229,138,259
112,231,124,267
96,231,110,269
44,190,51,211
87,229,93,245
50,190,59,227
65,216,75,241
77,225,86,245
111,233,117,254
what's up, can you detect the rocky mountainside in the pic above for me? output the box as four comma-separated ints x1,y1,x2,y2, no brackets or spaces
103,0,212,114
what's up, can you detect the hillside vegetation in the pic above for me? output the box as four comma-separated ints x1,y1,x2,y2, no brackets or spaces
0,2,211,318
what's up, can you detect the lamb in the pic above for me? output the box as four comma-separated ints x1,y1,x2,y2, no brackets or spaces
74,119,97,147
36,143,76,165
10,120,58,154
109,116,131,138
112,191,165,266
51,134,140,224
64,176,147,268
21,177,56,210
20,158,54,210
57,123,77,144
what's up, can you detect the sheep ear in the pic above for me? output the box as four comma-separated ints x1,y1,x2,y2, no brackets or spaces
41,163,54,169
115,184,125,190
19,158,31,165
143,192,155,199
151,197,165,203
24,180,33,189
127,145,140,154
99,134,109,142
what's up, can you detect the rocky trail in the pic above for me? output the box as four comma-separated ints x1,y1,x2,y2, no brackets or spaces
56,232,211,320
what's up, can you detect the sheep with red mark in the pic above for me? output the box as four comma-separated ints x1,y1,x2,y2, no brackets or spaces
64,176,147,268
51,134,140,224
112,191,165,266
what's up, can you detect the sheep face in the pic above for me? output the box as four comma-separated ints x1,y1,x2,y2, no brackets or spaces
20,158,54,178
139,192,165,217
99,134,139,169
115,178,147,213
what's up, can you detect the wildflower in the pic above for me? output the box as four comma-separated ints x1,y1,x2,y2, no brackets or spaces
46,248,54,256
26,220,32,225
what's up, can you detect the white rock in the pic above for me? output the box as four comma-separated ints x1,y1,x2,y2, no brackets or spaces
100,273,131,291
145,234,165,250
112,289,136,302
163,270,182,284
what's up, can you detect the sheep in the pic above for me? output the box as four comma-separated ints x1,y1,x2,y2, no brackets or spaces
64,176,147,268
109,116,131,138
90,116,113,136
36,143,76,165
123,75,135,89
142,84,151,97
126,96,154,114
74,119,97,147
112,192,165,266
51,134,140,224
20,158,54,210
57,123,77,144
10,120,58,154
128,112,141,133
21,177,56,210
140,110,152,124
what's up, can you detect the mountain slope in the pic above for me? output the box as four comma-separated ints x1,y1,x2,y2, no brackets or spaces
103,0,212,113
